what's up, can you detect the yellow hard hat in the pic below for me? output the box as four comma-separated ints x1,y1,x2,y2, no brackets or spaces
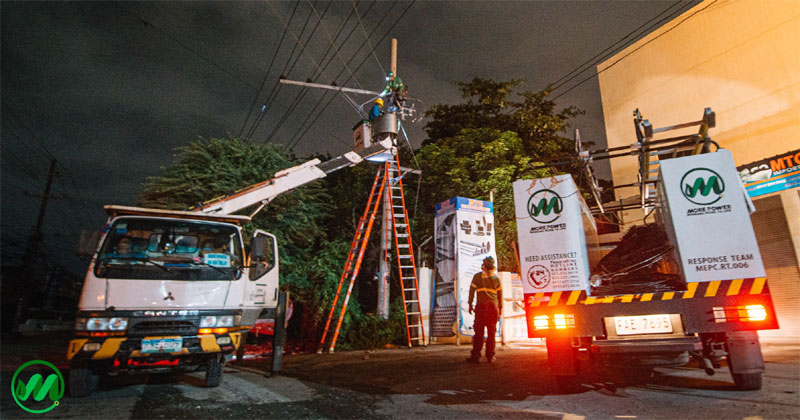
375,98,384,105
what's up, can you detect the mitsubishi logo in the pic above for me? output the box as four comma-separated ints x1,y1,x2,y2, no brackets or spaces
163,292,175,301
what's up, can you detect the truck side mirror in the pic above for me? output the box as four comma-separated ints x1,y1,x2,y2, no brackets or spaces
77,230,101,257
251,236,267,260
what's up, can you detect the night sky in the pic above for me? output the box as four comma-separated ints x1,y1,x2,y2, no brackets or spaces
1,1,694,273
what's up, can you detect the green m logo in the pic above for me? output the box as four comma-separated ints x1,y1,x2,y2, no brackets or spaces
527,189,563,224
680,168,726,205
11,360,64,414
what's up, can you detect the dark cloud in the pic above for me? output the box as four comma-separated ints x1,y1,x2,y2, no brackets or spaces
1,0,686,273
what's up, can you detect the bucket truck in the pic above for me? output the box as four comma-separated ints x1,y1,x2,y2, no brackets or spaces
67,137,394,396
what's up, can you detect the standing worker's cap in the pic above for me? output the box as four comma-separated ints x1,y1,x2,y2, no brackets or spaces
375,98,383,105
483,256,495,269
386,70,394,80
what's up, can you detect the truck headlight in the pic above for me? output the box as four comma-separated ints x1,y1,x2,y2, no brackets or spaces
216,316,234,327
87,318,110,331
108,317,129,331
82,317,128,331
200,316,217,328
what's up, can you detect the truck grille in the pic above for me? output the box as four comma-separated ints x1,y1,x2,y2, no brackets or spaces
129,320,197,336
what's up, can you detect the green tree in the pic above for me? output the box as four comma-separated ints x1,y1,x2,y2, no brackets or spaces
412,79,582,271
138,137,404,350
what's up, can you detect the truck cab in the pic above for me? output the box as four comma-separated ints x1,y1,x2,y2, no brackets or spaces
68,206,277,396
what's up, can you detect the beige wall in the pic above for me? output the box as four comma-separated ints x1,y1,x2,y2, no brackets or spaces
597,0,800,224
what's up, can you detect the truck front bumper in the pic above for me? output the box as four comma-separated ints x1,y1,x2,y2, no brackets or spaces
67,331,245,366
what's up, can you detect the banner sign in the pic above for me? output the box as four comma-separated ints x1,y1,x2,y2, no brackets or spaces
737,149,800,198
432,197,498,337
513,176,595,296
659,150,766,282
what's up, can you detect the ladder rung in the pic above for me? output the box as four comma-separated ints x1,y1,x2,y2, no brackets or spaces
402,277,416,280
406,311,421,316
396,224,407,227
400,265,414,269
396,234,408,238
403,287,417,291
407,324,421,328
399,255,412,259
405,300,419,304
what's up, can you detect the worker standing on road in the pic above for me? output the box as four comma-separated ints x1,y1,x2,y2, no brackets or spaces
467,256,502,363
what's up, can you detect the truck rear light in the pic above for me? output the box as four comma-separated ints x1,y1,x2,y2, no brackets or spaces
212,327,229,334
532,314,575,330
198,328,213,334
745,305,767,322
713,304,768,323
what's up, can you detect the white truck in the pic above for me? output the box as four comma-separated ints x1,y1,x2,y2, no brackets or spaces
68,132,395,396
514,110,778,392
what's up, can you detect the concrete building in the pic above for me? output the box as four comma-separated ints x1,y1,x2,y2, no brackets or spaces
597,0,799,340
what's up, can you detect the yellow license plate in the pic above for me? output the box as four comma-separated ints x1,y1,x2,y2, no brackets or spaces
613,314,673,335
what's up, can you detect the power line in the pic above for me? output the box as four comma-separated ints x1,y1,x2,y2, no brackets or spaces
280,1,385,149
288,0,416,152
237,1,302,139
112,2,257,90
257,1,346,143
351,0,385,75
549,0,689,92
552,0,714,101
243,1,319,140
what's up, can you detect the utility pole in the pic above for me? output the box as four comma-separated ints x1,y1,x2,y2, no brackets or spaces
376,39,400,319
14,158,57,332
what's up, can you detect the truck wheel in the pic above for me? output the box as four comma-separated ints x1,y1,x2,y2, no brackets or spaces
68,364,99,397
731,372,762,391
204,355,224,387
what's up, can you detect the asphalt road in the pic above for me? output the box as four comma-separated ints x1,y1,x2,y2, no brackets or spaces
1,339,798,419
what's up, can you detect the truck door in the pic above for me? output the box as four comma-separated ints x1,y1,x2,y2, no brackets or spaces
246,230,279,308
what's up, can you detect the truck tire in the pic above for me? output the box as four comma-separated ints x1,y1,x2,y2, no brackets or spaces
204,355,224,387
731,372,762,391
68,364,99,397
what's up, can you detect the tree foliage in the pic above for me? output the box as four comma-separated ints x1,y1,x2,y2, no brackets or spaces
138,137,374,348
411,78,582,271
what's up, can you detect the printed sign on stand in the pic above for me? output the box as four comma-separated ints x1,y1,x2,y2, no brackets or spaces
432,197,498,338
658,150,766,282
513,176,595,296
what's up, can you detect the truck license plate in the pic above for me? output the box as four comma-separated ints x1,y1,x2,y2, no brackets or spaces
141,337,182,353
613,314,673,336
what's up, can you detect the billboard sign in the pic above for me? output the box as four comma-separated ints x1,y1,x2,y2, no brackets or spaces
737,149,800,198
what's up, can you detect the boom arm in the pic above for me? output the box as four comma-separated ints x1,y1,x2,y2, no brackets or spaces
192,138,394,216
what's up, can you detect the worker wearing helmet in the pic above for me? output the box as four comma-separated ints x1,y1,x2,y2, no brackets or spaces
380,70,407,110
369,97,384,120
467,256,502,363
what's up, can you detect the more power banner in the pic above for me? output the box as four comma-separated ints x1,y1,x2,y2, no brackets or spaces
432,197,498,337
658,150,766,282
513,176,594,295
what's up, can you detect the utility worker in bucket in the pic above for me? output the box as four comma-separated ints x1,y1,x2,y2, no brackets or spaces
369,97,383,120
467,256,502,363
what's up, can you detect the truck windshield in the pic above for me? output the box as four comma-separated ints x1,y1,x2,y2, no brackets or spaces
94,217,243,281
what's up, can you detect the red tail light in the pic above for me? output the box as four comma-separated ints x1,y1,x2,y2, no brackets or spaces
713,304,768,322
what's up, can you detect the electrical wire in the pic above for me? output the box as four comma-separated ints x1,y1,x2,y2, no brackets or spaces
287,0,414,152
552,0,717,101
280,1,385,150
549,0,689,93
112,2,256,90
237,1,301,139
351,0,386,75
